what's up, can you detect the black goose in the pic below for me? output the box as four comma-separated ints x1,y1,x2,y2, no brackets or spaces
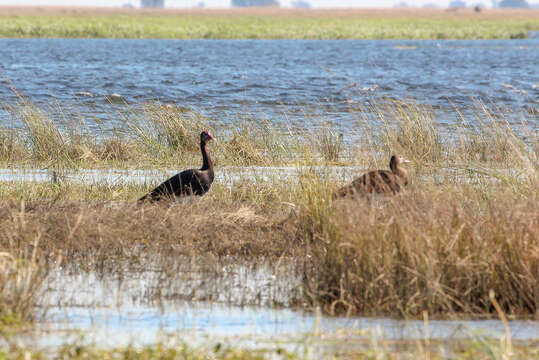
139,131,215,203
333,154,411,198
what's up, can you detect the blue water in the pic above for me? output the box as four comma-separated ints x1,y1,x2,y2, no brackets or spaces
0,39,537,132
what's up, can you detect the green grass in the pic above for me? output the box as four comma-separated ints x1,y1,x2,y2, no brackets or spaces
0,343,270,360
0,13,537,39
1,336,538,360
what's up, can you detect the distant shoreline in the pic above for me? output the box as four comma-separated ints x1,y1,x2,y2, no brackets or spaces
0,6,537,39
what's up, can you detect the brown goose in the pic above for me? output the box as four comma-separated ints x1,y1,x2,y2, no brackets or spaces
333,154,411,198
139,131,215,203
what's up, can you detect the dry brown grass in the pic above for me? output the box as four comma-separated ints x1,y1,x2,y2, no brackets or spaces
302,184,538,317
0,199,295,264
0,172,537,319
3,336,537,360
1,98,536,170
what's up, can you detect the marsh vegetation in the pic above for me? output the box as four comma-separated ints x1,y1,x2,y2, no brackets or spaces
1,96,537,325
0,91,536,359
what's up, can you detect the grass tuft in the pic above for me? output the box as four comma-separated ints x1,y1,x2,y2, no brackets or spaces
0,235,56,331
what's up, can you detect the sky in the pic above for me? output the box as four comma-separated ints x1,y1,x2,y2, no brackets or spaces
0,1,518,8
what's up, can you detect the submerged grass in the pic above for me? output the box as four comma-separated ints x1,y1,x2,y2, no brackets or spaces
0,9,537,39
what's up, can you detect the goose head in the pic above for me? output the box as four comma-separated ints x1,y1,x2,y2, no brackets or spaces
389,154,411,172
200,130,215,143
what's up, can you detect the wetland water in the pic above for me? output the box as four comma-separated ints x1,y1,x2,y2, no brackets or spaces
1,38,538,354
1,39,537,132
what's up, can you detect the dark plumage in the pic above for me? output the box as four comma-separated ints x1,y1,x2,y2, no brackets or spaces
139,131,215,203
333,154,411,198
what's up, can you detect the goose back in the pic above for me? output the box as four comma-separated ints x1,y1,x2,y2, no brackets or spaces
334,155,410,198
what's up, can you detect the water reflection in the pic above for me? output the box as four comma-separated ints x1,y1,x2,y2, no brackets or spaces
15,257,535,349
2,168,535,351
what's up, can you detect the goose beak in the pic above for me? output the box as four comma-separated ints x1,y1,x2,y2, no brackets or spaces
402,158,411,164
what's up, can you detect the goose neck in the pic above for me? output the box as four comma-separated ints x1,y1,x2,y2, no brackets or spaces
200,140,212,171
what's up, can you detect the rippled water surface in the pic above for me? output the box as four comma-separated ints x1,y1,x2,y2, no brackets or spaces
1,39,537,131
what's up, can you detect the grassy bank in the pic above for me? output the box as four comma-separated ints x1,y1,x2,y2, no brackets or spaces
0,8,537,39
